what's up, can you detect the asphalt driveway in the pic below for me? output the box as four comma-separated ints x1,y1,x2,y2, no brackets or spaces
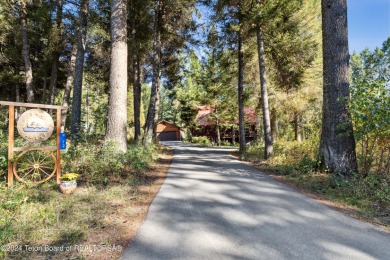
121,142,389,260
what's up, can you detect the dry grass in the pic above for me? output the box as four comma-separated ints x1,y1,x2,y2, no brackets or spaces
0,148,173,260
246,161,390,232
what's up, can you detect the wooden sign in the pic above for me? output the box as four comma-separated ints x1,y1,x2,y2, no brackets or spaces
0,101,67,187
17,109,54,143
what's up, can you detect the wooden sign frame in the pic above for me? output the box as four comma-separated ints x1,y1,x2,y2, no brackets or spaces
0,101,67,187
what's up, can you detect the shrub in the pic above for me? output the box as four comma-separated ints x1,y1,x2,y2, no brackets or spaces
0,148,6,177
192,136,211,145
61,140,159,186
220,140,233,147
242,142,264,162
297,155,319,175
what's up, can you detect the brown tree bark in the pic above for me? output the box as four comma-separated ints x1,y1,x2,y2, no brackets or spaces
144,0,162,145
256,24,273,159
71,0,89,140
61,43,77,132
238,27,246,153
13,67,21,119
20,2,34,103
294,113,302,142
319,0,358,175
48,0,63,106
133,56,141,141
216,116,221,146
105,0,128,152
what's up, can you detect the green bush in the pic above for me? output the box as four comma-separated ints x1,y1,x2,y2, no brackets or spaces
220,140,234,147
350,46,390,176
192,136,211,145
61,140,158,186
242,142,264,162
297,155,319,175
0,148,6,176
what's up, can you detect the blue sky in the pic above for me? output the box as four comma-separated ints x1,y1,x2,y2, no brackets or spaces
193,1,389,56
348,0,390,53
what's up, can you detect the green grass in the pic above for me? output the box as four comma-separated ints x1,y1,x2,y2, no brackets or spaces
242,140,390,228
0,140,162,259
186,137,239,148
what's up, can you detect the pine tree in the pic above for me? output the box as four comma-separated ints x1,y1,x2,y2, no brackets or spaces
144,0,162,145
254,0,273,158
20,1,34,102
105,0,128,151
71,0,89,141
319,0,357,175
48,0,63,105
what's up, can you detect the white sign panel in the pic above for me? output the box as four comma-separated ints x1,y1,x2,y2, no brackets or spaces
17,109,54,143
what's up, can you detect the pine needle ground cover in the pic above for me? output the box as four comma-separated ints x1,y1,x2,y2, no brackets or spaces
0,141,172,259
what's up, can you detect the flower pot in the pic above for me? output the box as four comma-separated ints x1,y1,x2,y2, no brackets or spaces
59,180,77,194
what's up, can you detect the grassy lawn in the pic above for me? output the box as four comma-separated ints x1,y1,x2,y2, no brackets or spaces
0,145,172,260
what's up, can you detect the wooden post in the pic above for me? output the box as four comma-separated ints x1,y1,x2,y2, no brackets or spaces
8,105,14,187
56,108,61,184
0,101,67,186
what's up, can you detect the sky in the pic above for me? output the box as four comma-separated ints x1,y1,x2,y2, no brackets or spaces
348,0,390,53
191,1,389,57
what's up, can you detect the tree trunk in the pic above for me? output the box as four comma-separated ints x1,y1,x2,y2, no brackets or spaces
20,2,34,103
71,0,89,141
48,59,59,105
238,27,246,153
144,0,162,145
15,82,20,103
61,43,77,132
41,77,47,103
256,25,273,159
294,113,302,142
231,125,236,145
319,0,358,175
13,67,21,119
216,117,221,146
105,0,128,152
129,0,141,142
158,87,164,121
257,115,263,143
133,55,141,141
48,0,63,106
271,109,278,142
187,128,193,142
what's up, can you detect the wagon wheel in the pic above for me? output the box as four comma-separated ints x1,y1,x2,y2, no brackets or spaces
13,148,57,184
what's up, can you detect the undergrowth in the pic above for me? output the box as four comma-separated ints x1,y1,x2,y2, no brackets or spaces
189,136,239,147
0,138,162,259
61,140,158,186
242,139,390,227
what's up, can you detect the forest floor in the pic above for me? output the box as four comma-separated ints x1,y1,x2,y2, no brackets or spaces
79,148,173,260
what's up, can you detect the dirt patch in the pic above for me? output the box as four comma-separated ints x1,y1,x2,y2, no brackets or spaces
78,149,173,260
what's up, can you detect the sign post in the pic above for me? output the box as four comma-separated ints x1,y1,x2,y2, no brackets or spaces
0,101,67,187
8,105,14,187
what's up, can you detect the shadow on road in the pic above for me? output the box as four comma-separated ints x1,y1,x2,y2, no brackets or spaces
122,142,390,260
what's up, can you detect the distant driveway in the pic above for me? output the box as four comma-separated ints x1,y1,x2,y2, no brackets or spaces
122,142,390,260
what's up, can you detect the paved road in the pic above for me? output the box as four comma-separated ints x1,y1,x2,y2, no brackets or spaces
121,142,389,260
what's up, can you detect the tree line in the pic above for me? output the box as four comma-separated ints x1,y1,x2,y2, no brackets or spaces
0,0,388,177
